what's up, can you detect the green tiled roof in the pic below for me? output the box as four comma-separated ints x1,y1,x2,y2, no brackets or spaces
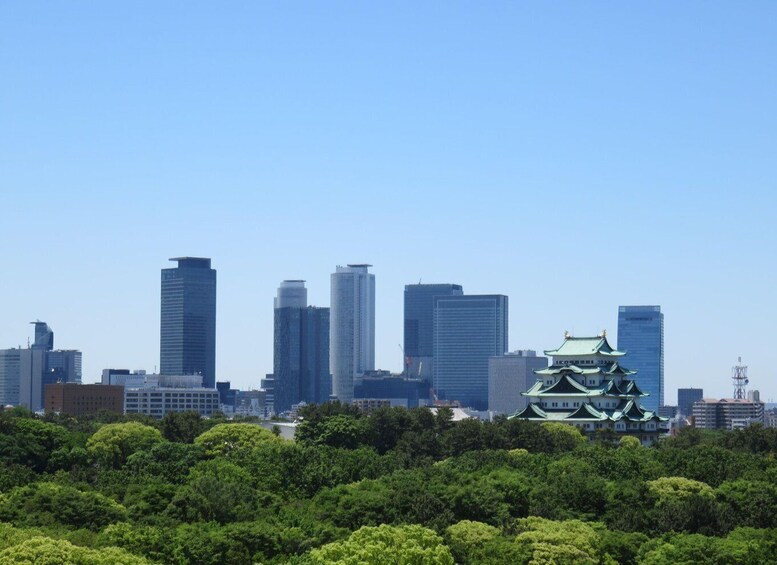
544,335,626,358
536,374,590,395
564,403,609,421
535,362,636,377
624,380,646,396
508,403,547,420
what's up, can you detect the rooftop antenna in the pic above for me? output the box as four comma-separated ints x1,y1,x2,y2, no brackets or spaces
732,356,749,400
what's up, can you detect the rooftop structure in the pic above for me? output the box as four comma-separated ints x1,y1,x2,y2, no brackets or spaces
510,332,669,445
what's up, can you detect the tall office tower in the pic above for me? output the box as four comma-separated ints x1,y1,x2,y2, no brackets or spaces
617,305,664,412
678,387,703,418
273,280,331,413
330,264,375,403
404,284,463,383
160,257,217,388
488,350,548,415
0,349,22,406
433,295,508,410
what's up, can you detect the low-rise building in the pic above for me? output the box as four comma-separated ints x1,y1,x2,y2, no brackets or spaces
352,398,391,414
124,387,220,418
44,383,124,416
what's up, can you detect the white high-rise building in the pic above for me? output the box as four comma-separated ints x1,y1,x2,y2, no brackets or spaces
330,264,375,403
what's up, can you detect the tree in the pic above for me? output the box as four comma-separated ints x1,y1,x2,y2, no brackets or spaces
513,517,601,565
166,459,265,523
541,422,587,452
0,536,148,564
308,524,454,565
87,422,164,467
0,482,127,530
161,411,208,443
0,417,71,472
445,520,500,563
194,423,283,457
619,436,642,449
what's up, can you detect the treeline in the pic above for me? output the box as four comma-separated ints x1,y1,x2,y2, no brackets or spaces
0,403,776,563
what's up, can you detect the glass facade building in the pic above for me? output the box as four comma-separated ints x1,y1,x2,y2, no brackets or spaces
160,257,217,388
330,265,375,403
404,284,463,383
433,295,508,410
617,305,664,412
678,387,703,418
273,280,330,413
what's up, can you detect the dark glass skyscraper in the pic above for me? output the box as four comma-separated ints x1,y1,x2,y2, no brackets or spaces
404,283,463,383
160,257,217,388
617,305,664,412
678,387,703,418
433,294,508,410
273,280,330,413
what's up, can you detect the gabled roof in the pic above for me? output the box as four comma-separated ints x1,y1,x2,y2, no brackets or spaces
536,364,602,376
524,374,590,396
623,380,647,396
564,403,609,421
508,403,548,420
603,363,636,376
544,335,626,358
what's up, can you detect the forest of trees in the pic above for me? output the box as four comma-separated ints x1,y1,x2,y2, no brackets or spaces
1,403,777,564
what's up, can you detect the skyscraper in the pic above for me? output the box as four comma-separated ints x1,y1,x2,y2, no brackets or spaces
160,257,217,388
433,294,508,410
617,305,664,412
678,387,703,418
273,280,330,413
330,264,375,403
404,283,463,383
1,322,82,412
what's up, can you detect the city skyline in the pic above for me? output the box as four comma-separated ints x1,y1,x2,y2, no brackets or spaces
0,259,773,403
2,4,775,402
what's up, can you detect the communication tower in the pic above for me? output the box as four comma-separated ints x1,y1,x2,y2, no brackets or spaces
732,357,749,400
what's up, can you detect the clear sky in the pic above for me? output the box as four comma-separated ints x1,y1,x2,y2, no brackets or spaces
1,2,775,402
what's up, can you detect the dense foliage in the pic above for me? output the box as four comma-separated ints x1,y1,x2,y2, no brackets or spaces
1,404,777,563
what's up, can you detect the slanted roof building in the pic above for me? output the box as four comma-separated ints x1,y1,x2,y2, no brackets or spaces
509,333,669,445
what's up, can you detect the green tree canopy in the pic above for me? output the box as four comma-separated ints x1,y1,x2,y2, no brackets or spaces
0,536,148,564
309,524,454,565
194,423,284,457
0,482,127,530
87,422,164,467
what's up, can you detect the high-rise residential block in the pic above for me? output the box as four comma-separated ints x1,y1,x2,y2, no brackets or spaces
273,280,330,413
617,305,664,412
160,257,217,388
692,397,764,430
404,283,463,383
678,387,703,418
433,294,508,410
330,264,375,403
488,350,548,415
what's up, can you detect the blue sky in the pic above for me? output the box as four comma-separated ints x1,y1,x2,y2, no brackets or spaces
1,2,775,402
